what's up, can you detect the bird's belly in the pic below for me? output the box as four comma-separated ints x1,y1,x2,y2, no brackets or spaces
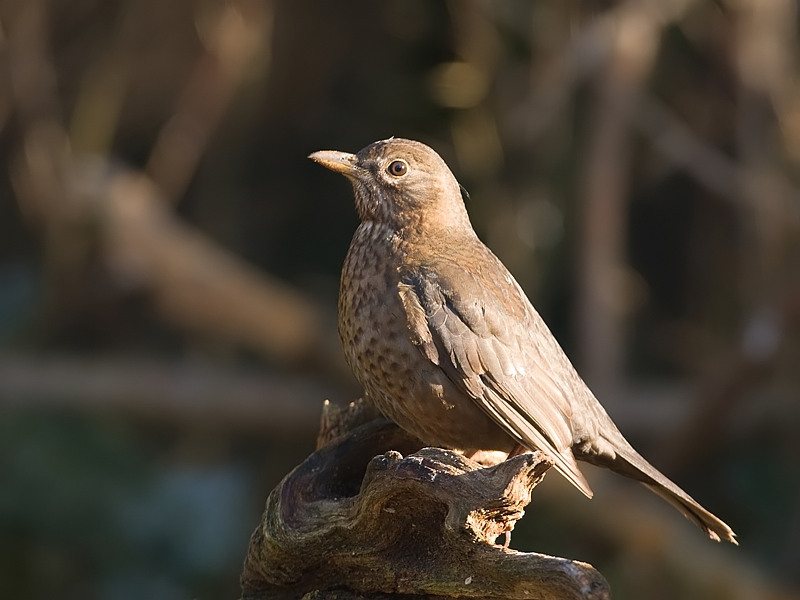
366,365,515,454
341,292,511,452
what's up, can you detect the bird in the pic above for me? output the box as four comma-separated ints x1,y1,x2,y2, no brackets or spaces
309,137,737,544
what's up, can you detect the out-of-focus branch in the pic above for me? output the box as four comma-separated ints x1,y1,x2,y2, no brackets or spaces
69,159,335,366
507,0,698,146
13,127,344,373
575,4,662,393
0,354,326,435
648,0,800,473
656,275,800,473
735,0,799,305
5,0,346,374
632,63,800,229
146,0,274,201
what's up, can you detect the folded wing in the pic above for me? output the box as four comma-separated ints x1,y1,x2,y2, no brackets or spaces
399,256,593,498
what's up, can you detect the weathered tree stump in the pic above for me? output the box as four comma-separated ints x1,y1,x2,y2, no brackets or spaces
241,401,610,600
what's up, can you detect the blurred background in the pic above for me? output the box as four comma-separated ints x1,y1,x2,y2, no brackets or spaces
1,0,799,598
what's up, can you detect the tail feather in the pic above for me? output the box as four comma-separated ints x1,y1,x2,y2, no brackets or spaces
581,436,737,545
643,482,736,544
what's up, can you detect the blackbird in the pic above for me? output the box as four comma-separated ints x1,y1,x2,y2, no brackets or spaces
310,138,737,544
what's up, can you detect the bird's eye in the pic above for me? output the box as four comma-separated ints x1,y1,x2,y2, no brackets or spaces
387,160,408,177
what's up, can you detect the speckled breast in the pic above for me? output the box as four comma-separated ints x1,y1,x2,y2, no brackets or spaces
338,222,513,453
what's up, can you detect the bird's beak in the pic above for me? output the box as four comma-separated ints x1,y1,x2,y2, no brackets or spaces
308,150,360,176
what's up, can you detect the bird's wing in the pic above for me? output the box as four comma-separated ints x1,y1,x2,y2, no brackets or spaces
399,253,593,497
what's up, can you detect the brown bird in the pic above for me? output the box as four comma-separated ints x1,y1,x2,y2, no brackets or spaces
310,138,737,544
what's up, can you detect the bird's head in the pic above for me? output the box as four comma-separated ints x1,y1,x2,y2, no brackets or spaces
309,138,472,235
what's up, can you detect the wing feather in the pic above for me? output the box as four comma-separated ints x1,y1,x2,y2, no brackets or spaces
400,257,593,497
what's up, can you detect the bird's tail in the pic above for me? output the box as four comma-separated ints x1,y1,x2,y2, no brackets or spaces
583,436,738,545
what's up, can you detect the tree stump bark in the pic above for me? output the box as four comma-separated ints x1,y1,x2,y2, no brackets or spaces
240,400,610,600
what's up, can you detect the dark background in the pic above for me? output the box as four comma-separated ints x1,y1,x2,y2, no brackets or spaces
1,0,799,598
